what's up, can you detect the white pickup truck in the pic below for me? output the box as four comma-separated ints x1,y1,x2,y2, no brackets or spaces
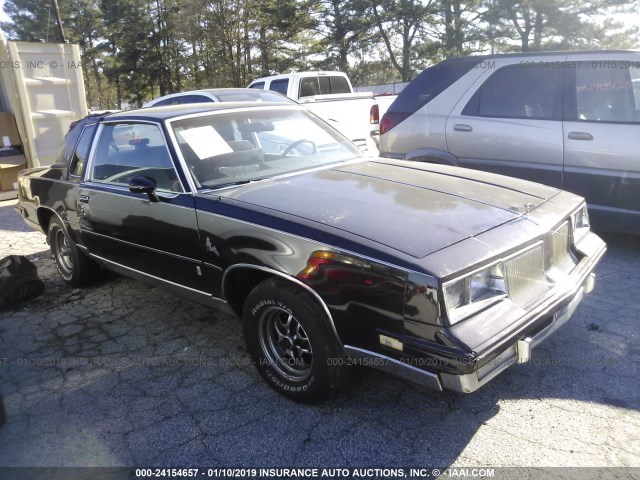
248,71,394,156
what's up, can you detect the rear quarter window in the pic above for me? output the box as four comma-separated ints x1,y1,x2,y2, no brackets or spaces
269,79,289,96
300,77,320,97
68,123,97,177
152,98,171,106
387,58,480,117
191,95,214,103
328,76,350,94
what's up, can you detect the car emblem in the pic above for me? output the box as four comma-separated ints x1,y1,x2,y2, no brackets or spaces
524,203,535,215
205,237,220,256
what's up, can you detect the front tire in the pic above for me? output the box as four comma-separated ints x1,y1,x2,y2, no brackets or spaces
48,216,99,287
242,278,349,402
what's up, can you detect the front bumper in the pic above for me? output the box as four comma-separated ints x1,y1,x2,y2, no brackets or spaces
440,273,593,393
440,232,606,393
344,231,606,394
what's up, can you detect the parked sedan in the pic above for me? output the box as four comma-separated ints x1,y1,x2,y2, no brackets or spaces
144,88,374,156
143,88,294,107
16,102,606,401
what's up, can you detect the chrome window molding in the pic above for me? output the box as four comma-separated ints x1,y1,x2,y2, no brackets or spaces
164,105,365,194
85,120,188,194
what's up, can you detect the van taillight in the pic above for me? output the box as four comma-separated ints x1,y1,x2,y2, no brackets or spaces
370,104,379,124
379,112,410,135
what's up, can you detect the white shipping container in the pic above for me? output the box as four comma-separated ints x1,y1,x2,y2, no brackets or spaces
0,32,88,168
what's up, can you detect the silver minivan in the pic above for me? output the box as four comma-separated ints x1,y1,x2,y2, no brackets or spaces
379,50,640,234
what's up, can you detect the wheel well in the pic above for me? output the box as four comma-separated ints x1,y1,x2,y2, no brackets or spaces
224,266,342,348
37,208,54,235
223,268,275,317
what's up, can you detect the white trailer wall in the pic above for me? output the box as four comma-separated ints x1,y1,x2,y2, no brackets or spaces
0,33,88,167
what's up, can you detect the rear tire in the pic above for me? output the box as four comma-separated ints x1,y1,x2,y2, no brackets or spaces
48,216,99,287
242,278,350,402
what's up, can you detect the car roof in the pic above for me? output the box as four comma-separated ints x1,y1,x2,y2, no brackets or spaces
153,88,263,97
437,49,639,65
144,88,294,107
103,102,298,122
250,71,349,83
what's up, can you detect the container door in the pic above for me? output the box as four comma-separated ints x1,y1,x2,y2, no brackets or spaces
3,39,88,167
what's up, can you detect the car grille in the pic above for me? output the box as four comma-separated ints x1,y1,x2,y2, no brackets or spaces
551,222,576,274
504,242,549,308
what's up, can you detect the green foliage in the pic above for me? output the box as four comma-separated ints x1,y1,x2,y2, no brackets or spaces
2,0,64,42
2,0,638,106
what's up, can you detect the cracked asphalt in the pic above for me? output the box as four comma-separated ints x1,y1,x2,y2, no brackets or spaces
0,198,639,470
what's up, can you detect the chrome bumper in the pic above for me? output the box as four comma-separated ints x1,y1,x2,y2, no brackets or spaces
515,273,593,364
342,233,604,394
440,271,597,394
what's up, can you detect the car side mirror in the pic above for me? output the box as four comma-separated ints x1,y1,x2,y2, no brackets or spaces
129,175,159,202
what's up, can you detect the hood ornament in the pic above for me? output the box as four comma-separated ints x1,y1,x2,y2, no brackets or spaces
524,203,535,215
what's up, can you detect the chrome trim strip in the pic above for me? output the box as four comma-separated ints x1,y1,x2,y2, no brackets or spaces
203,261,223,272
82,229,201,265
461,157,563,172
344,345,443,391
90,254,229,309
80,182,188,204
165,104,302,124
221,263,341,344
163,118,199,193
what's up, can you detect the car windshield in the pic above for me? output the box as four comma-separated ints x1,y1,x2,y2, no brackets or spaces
170,107,362,190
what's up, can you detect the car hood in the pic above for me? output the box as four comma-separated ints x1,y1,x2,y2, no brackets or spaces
217,159,560,258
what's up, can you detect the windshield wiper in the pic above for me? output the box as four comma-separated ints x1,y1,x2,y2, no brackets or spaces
207,178,264,190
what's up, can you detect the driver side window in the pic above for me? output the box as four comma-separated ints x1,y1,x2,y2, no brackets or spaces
90,123,183,192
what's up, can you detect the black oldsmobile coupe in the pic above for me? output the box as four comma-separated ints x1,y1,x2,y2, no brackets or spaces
17,103,606,401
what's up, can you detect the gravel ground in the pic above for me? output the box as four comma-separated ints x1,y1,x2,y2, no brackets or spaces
0,198,639,473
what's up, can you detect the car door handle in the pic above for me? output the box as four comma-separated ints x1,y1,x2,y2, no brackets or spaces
453,124,473,132
78,195,90,204
568,131,593,141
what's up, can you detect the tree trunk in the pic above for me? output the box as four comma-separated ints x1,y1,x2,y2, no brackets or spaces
259,25,269,76
532,11,543,50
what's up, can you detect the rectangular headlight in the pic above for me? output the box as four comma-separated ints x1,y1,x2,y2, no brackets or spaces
444,264,507,325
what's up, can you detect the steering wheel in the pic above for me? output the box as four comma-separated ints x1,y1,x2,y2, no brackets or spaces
280,139,318,157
